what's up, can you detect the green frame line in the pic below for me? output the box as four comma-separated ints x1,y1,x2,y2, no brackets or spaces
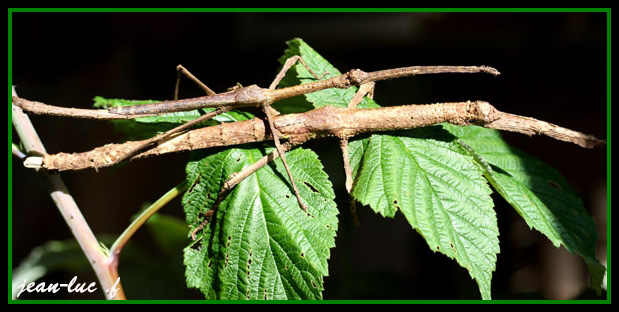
9,8,610,303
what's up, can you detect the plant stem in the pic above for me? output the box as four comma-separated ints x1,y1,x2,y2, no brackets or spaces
104,180,187,292
109,180,188,257
12,87,125,300
12,142,26,159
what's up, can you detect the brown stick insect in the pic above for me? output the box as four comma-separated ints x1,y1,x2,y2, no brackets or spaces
13,55,503,238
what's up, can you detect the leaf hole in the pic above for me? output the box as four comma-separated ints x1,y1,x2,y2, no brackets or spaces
300,252,305,258
285,194,291,199
311,280,317,289
187,176,201,193
303,181,320,193
547,180,562,190
393,199,398,205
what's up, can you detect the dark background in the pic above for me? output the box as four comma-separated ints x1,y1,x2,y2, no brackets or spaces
11,11,607,300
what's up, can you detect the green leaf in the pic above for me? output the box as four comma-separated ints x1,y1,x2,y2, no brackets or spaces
177,38,602,300
182,39,340,300
182,146,339,300
94,96,204,124
92,96,161,109
93,96,255,140
350,128,499,300
282,38,499,299
277,38,379,111
146,213,192,259
443,123,606,294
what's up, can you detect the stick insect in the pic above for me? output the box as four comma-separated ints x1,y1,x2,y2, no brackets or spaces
13,55,500,238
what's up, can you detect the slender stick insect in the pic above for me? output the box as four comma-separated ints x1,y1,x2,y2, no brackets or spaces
13,56,500,238
115,58,499,238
